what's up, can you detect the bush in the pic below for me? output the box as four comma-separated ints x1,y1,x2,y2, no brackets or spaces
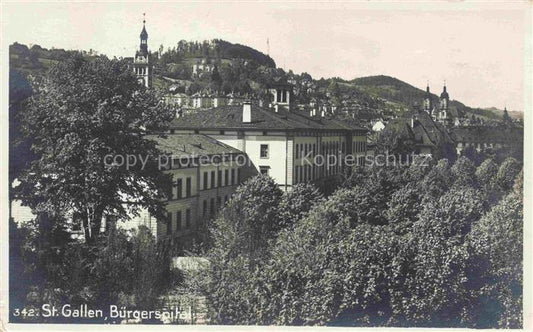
15,221,172,322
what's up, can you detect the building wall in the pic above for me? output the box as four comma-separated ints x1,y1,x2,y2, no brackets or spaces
124,155,254,252
173,129,367,192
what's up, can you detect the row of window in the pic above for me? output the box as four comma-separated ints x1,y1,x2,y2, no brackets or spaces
202,168,241,191
166,208,191,235
294,161,343,184
294,141,367,159
172,177,192,200
202,195,230,218
295,141,348,159
134,67,148,75
275,89,289,103
353,140,366,153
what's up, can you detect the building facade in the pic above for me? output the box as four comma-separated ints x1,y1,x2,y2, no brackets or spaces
123,134,256,252
169,102,367,193
423,83,452,125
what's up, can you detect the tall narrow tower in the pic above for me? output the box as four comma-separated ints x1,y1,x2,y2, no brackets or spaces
439,82,449,111
423,82,432,113
133,13,152,88
438,81,450,124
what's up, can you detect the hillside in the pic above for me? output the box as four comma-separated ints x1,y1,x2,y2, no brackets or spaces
9,41,519,125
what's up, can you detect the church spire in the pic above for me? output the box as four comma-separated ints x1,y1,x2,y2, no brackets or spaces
139,13,148,54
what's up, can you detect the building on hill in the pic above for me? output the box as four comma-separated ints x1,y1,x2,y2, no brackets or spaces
169,102,368,193
132,15,152,88
450,125,523,157
192,58,215,78
380,109,453,156
268,80,294,113
422,83,463,126
124,134,256,252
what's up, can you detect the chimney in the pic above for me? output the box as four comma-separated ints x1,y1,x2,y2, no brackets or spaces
243,101,252,123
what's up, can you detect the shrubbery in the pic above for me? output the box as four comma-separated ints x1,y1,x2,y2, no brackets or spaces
202,156,523,327
10,221,173,323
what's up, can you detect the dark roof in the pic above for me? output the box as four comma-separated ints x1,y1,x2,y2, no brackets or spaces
383,110,451,147
147,134,242,158
140,25,148,39
450,126,523,144
169,105,366,132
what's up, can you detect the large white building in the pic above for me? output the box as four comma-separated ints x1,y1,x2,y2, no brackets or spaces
168,102,367,193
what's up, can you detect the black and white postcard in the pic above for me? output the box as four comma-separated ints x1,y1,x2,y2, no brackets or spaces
1,1,531,331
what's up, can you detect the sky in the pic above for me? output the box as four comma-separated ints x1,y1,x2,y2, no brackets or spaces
2,1,531,112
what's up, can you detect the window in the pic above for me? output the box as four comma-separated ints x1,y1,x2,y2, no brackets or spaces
295,166,299,184
224,169,229,186
260,144,269,159
175,179,182,199
295,144,299,158
231,169,236,185
185,209,191,229
224,195,228,203
217,196,221,209
176,210,182,231
260,166,270,176
203,172,208,190
210,198,215,216
166,212,172,235
211,171,216,188
203,200,208,217
218,170,222,187
237,169,241,183
186,177,191,197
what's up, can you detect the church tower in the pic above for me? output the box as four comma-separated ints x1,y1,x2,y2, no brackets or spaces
439,83,449,111
133,14,152,88
423,82,432,113
438,82,450,123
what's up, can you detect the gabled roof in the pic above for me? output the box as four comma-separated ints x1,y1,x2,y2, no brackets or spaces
147,134,242,158
169,105,366,132
382,110,451,147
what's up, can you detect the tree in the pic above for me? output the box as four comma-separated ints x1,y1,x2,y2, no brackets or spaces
451,156,478,188
278,183,324,228
421,158,452,202
474,158,498,197
475,158,498,189
494,157,521,192
16,55,174,243
502,108,511,125
210,175,283,257
209,64,222,91
385,182,422,233
465,172,523,328
204,175,283,324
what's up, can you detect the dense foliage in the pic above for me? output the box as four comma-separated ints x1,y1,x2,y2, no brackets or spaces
202,156,523,327
15,55,174,242
10,218,173,323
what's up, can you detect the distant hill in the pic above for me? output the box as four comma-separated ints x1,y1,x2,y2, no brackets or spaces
479,107,523,120
348,75,514,121
9,42,97,76
9,41,518,125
